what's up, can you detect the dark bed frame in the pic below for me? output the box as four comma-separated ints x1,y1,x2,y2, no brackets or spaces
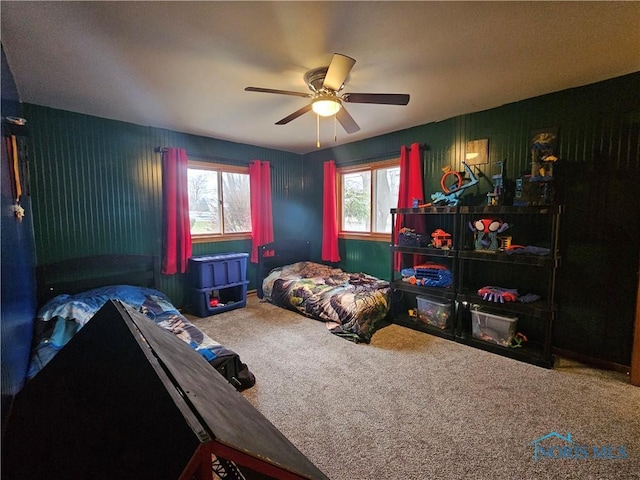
36,254,157,306
257,240,311,298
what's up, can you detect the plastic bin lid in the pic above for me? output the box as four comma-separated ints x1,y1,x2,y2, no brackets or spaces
472,308,518,321
416,295,451,306
189,253,249,262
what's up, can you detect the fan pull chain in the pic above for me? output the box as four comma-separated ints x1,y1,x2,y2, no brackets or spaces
334,113,338,142
317,114,321,148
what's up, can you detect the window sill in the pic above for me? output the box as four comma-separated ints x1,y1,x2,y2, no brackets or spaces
192,233,252,244
339,232,391,242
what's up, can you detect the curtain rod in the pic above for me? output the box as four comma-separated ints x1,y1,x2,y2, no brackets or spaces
337,143,427,166
155,142,428,165
155,146,256,166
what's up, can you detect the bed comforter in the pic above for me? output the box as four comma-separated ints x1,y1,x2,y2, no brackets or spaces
28,285,255,390
262,262,390,343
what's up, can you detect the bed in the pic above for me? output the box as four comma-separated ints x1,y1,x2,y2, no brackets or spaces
30,254,255,391
6,254,329,480
257,241,391,343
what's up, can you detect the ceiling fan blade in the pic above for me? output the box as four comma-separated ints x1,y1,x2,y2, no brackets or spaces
336,107,360,134
322,53,356,91
275,104,313,125
342,93,410,105
245,87,310,98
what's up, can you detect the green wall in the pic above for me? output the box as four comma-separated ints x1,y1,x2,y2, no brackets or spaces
25,72,640,366
24,104,305,305
305,72,640,366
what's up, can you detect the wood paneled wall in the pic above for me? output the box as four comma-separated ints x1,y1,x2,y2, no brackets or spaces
304,72,640,367
23,72,640,366
24,104,303,305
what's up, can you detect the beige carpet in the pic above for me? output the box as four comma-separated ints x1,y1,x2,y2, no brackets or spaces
189,294,640,480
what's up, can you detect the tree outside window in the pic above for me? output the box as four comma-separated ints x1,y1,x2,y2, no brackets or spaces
339,160,400,237
222,172,251,233
188,162,251,240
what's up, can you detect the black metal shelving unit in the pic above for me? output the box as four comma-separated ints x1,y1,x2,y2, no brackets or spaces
390,206,459,341
390,204,563,368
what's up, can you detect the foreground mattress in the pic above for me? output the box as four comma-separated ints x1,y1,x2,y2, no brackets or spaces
262,261,390,343
28,284,255,390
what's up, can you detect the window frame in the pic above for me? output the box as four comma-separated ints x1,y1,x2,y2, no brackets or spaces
337,158,400,241
188,160,252,244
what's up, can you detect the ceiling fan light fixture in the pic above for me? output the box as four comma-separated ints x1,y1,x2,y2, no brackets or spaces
246,53,408,140
312,97,342,117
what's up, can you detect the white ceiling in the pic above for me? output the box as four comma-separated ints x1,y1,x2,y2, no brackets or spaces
2,1,639,154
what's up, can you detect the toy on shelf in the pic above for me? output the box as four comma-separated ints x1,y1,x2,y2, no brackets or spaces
468,218,510,252
397,227,430,247
517,128,559,206
514,174,556,206
530,130,558,180
401,263,453,288
518,293,541,304
477,286,518,303
487,160,509,206
509,332,528,348
477,286,542,304
424,162,479,207
430,229,452,249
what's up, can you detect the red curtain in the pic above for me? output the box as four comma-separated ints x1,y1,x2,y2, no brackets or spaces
322,160,340,262
161,147,192,275
394,143,426,270
249,160,274,263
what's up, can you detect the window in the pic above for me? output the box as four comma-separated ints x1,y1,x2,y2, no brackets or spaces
338,159,400,239
188,161,251,242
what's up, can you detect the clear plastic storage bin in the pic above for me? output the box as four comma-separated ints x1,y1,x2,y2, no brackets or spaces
471,307,517,346
417,295,453,329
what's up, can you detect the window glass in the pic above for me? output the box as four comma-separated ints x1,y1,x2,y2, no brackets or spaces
188,162,251,239
339,160,400,236
342,171,371,232
188,168,220,234
374,166,400,233
221,172,251,233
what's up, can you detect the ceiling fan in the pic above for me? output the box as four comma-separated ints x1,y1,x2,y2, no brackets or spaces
245,53,410,135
